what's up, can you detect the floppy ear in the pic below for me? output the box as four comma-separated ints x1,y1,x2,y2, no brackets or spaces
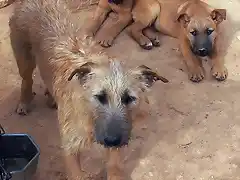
177,13,190,27
132,65,169,90
68,62,97,83
176,1,191,27
210,9,226,25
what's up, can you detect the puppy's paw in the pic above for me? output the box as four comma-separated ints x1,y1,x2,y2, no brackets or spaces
107,167,124,180
83,30,95,39
143,28,160,47
83,174,96,180
46,98,58,109
44,89,57,109
81,172,97,180
211,65,228,81
145,34,160,47
97,34,114,48
139,37,153,50
107,173,124,180
188,66,205,83
16,102,30,115
15,92,35,115
83,26,96,39
151,38,160,47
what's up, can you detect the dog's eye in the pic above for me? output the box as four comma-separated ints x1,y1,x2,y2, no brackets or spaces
94,91,108,104
121,91,136,105
190,30,198,36
206,28,214,35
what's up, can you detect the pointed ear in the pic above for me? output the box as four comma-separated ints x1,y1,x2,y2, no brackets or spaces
68,62,97,83
176,13,190,27
210,9,226,25
132,65,169,90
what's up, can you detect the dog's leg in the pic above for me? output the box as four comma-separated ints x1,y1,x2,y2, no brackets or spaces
10,31,36,115
64,153,84,180
63,131,94,180
64,152,94,180
211,56,228,81
106,148,124,180
143,27,160,47
17,57,36,115
44,89,57,109
127,21,153,50
97,12,132,47
180,38,205,82
127,0,160,50
85,3,111,38
210,41,228,81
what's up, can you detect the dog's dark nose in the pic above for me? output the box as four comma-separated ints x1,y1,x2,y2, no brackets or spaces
104,135,122,147
198,48,208,57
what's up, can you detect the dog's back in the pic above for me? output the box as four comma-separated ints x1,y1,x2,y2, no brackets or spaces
9,0,94,103
9,0,79,57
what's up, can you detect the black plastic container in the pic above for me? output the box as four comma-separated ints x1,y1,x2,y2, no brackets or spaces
0,133,40,180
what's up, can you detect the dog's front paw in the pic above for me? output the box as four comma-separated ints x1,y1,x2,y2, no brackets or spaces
107,167,124,180
44,90,58,109
151,38,160,47
46,98,58,109
83,26,96,40
139,37,153,50
67,170,96,180
83,30,95,39
143,29,160,47
16,92,35,115
108,174,124,180
211,65,228,81
16,102,30,115
188,66,205,83
97,34,114,48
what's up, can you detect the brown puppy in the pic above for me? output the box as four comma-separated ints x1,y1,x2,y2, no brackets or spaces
9,0,168,179
127,0,227,82
84,0,133,47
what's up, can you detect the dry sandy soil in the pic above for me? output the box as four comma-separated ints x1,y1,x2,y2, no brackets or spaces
1,0,240,180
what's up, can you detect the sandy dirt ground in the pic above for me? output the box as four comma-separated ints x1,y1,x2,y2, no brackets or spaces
1,0,240,179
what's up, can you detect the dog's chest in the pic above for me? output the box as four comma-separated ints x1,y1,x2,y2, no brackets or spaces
199,56,210,62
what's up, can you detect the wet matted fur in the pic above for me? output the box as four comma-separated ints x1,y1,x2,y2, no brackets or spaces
9,0,169,179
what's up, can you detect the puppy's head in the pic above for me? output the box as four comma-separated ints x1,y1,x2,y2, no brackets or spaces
68,61,168,148
177,2,226,57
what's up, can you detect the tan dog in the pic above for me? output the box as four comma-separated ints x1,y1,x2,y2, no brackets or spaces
9,0,168,179
127,0,227,82
85,0,133,47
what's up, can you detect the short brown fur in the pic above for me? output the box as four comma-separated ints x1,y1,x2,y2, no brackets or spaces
84,0,134,47
9,0,168,179
127,0,227,82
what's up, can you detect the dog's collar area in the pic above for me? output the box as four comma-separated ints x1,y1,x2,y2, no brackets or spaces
199,56,210,62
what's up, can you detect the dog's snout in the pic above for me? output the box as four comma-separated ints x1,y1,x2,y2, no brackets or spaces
103,120,124,147
198,48,208,57
95,114,131,148
104,135,122,147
